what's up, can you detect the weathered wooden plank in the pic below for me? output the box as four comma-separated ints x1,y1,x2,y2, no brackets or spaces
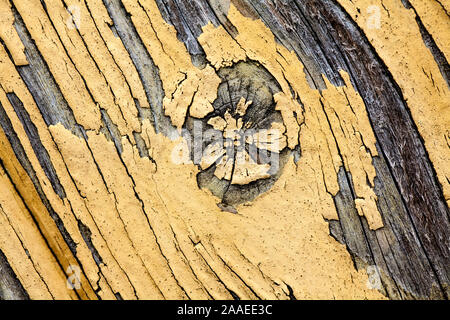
0,249,29,300
0,0,447,300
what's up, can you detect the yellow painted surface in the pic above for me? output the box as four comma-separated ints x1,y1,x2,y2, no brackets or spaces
0,0,27,65
337,0,450,206
195,6,382,228
1,0,446,299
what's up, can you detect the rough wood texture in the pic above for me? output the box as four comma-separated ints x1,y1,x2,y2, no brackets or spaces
0,0,448,300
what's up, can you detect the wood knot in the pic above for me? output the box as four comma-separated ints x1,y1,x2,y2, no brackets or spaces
184,61,291,205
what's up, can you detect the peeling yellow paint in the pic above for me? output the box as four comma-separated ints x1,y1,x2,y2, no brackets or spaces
196,4,382,228
0,42,99,300
0,167,69,299
85,0,150,110
337,0,450,206
0,0,398,299
199,22,246,69
122,0,222,129
11,0,102,130
0,0,27,65
409,0,450,62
